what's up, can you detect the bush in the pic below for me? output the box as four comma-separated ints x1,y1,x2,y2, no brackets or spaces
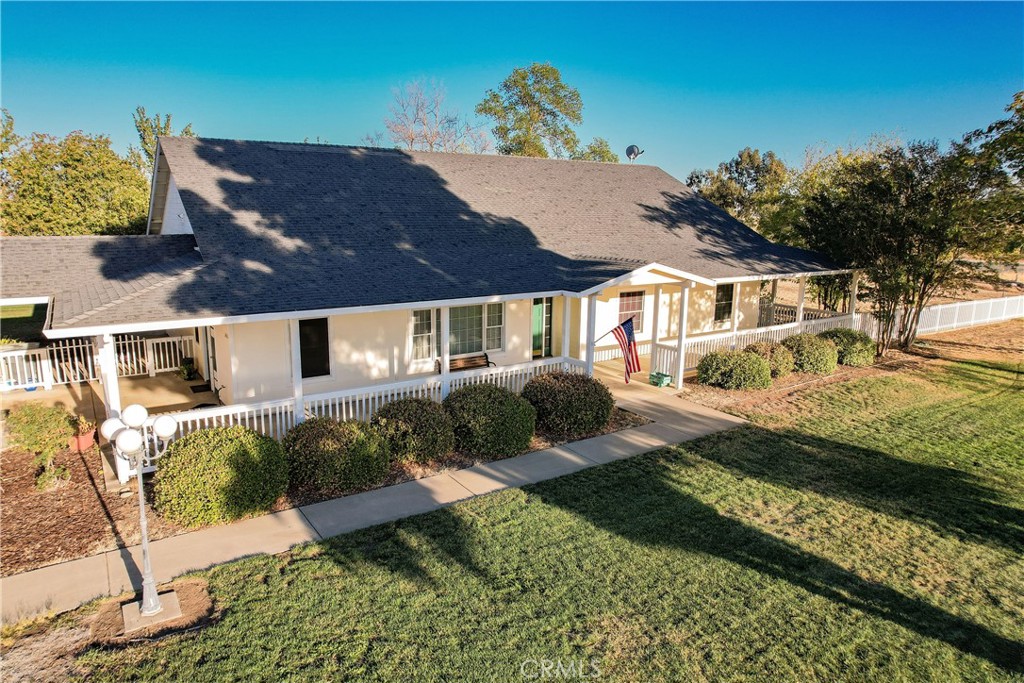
818,328,875,367
443,384,536,458
5,401,74,489
154,425,288,527
744,341,795,379
283,417,390,493
521,372,614,440
696,351,772,390
370,398,454,464
781,334,839,375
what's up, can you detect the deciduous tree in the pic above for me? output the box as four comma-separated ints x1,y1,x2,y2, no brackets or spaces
128,105,195,175
685,147,791,231
370,80,491,154
570,137,619,163
1,120,149,235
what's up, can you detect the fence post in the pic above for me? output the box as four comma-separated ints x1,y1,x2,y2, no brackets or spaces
146,339,157,377
40,353,55,390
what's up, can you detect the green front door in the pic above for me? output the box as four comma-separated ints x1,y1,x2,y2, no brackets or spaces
532,297,552,358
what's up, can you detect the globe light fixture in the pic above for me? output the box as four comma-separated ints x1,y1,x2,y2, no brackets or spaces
105,403,179,621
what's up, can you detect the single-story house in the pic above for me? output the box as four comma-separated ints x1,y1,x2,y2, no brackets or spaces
0,137,855,480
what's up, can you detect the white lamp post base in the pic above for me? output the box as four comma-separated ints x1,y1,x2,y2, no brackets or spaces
121,590,182,634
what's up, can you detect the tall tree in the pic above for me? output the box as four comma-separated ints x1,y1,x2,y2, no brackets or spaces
685,147,791,231
475,63,584,158
1,122,149,236
128,106,195,175
570,137,619,163
369,80,491,154
799,140,1016,353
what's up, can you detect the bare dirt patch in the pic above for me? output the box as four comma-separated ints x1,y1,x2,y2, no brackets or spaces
89,579,214,644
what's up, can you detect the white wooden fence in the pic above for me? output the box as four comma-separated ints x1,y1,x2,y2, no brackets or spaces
651,294,1023,376
0,334,195,391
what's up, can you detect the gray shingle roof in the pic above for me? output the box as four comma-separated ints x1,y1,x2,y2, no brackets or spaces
2,138,841,333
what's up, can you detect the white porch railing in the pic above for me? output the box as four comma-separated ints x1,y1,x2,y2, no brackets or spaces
448,357,584,395
0,334,194,391
594,341,651,364
304,377,444,423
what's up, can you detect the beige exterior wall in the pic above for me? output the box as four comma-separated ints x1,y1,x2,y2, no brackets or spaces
220,298,541,403
208,324,234,403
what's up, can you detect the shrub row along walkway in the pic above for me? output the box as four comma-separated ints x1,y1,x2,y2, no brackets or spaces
0,382,743,624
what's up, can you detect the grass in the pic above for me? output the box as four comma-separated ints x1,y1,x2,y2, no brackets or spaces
70,359,1024,680
0,304,48,343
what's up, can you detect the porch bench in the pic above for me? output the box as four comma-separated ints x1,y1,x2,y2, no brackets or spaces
434,353,496,374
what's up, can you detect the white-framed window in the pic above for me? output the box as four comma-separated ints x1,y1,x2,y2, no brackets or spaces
714,284,734,323
412,304,505,359
618,291,645,332
299,318,331,378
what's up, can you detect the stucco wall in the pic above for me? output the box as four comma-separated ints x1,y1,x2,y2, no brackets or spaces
222,298,540,401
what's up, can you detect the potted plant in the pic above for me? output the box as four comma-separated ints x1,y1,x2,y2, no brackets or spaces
178,356,198,381
71,415,97,453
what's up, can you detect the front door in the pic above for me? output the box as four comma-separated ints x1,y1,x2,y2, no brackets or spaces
532,297,553,358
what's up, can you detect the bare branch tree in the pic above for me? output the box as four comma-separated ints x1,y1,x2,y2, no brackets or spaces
372,79,492,154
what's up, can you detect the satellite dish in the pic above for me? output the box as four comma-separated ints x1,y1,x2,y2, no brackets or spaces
626,145,644,163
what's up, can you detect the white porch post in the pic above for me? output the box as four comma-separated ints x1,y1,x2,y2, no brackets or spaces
796,276,807,331
651,284,662,347
94,334,121,418
560,295,571,365
440,306,451,398
730,282,741,347
674,283,690,388
770,279,779,325
848,271,860,326
289,319,304,424
96,334,127,483
584,296,597,376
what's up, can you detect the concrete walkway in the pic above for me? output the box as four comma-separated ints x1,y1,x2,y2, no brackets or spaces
0,379,743,625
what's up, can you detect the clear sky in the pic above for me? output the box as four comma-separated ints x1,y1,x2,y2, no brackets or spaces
2,2,1021,180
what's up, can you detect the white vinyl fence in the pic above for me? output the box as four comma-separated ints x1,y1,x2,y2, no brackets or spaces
0,334,195,391
651,294,1023,376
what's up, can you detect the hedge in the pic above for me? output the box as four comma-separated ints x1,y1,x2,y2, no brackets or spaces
696,350,772,390
443,384,536,458
818,328,875,367
744,341,795,379
522,372,614,440
283,417,390,493
370,398,454,464
781,334,839,375
154,425,288,528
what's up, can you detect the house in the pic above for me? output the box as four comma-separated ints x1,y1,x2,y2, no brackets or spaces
0,138,854,481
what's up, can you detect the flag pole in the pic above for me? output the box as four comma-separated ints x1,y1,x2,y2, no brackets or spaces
593,314,637,345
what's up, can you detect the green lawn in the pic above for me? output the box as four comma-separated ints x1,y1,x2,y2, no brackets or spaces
77,359,1024,681
0,304,48,343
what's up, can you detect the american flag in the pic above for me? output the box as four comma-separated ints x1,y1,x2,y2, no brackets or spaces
611,317,642,383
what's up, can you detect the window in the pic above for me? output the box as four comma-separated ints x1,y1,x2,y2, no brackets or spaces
412,309,434,361
618,291,645,332
412,304,505,359
299,318,330,378
485,303,504,351
714,284,734,323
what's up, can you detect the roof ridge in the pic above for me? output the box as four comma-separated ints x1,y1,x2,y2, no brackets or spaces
160,136,658,168
56,256,208,327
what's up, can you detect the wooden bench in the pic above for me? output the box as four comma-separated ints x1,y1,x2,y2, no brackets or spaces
434,353,495,374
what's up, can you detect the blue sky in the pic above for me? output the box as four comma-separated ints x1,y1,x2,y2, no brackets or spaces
2,2,1021,179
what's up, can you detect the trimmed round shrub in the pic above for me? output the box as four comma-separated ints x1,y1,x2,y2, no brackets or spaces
370,398,454,464
818,328,875,367
154,425,287,528
522,371,614,440
696,350,772,390
781,333,839,375
744,341,795,379
282,417,390,493
443,384,536,458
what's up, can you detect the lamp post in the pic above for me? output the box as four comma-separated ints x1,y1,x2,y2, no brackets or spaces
101,404,179,617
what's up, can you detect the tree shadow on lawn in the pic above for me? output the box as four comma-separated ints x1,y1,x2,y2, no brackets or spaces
694,425,1024,554
528,449,1024,674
